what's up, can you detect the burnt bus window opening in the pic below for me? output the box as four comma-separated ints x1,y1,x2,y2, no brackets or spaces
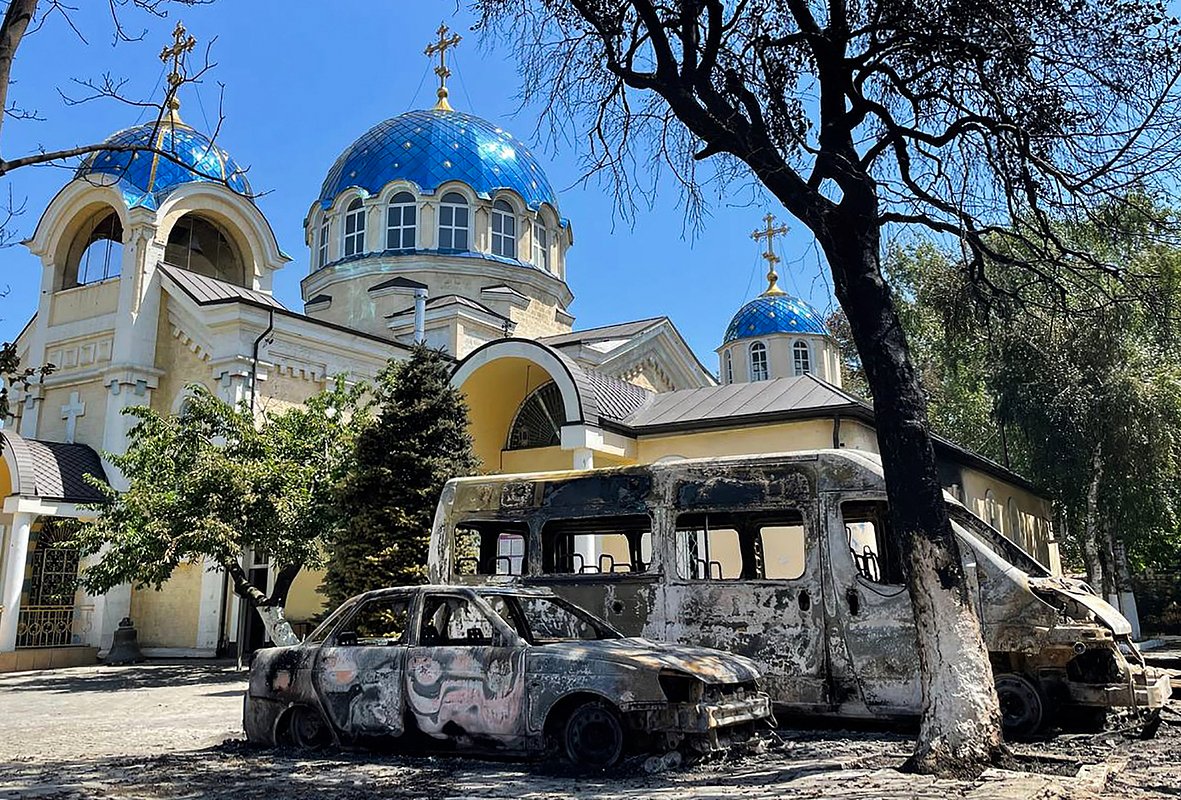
541,515,652,575
842,501,905,585
454,522,529,576
675,510,806,581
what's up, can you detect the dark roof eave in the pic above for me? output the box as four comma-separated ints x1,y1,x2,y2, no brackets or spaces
182,292,421,355
609,399,1041,493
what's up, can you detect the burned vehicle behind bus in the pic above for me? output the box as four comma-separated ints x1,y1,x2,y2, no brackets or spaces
428,450,1170,737
245,585,771,766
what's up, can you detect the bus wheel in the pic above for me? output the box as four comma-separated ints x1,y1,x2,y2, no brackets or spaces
995,674,1044,740
288,706,332,750
562,700,625,768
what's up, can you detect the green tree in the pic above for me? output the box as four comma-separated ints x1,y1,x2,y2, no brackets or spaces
324,344,479,607
855,214,1181,632
70,380,369,646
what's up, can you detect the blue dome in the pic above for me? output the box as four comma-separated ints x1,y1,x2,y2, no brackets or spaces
319,108,557,211
724,293,829,343
76,119,251,210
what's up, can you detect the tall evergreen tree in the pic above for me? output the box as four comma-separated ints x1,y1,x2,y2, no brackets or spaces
324,344,479,606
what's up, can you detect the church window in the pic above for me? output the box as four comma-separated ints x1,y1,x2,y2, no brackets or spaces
317,217,329,268
64,209,123,288
342,197,367,258
491,199,516,258
749,342,769,381
165,214,246,286
507,381,564,450
793,340,812,376
386,192,416,251
723,350,733,384
532,221,549,270
438,192,470,251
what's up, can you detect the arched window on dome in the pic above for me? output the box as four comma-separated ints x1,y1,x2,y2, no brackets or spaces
532,220,549,271
749,342,769,382
64,209,123,288
491,199,517,258
165,214,246,286
342,197,367,258
386,191,416,251
723,350,733,384
438,192,470,251
316,216,329,269
793,340,812,376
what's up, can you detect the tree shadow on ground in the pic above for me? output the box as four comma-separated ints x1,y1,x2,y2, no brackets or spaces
0,736,951,800
0,661,246,695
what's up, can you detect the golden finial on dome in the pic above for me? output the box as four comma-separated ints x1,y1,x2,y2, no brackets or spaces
159,21,196,125
751,212,789,296
425,22,463,112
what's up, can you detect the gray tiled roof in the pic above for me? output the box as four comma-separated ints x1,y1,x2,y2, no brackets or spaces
159,264,285,309
621,374,863,431
2,432,109,503
585,370,653,421
540,317,666,348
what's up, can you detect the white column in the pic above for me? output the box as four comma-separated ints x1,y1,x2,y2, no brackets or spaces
573,447,595,471
0,512,34,652
195,557,224,652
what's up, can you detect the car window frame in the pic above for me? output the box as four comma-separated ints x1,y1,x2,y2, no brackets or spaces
415,590,525,649
329,590,418,647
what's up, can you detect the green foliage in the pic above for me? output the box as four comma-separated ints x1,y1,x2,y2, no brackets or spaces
70,379,370,601
846,204,1181,572
323,344,479,606
0,341,55,422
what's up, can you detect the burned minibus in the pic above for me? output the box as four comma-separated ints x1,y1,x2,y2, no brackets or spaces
428,450,1170,736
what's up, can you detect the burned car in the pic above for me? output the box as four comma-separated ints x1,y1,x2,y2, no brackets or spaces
429,450,1172,738
245,585,772,766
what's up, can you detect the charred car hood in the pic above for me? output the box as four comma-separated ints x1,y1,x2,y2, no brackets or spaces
1028,577,1133,636
530,638,762,683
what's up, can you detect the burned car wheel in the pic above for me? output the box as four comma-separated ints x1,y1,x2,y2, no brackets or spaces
288,706,332,750
995,674,1044,740
562,700,625,768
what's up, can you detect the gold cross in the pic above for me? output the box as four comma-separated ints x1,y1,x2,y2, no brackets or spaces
159,21,197,116
751,213,789,295
425,22,463,111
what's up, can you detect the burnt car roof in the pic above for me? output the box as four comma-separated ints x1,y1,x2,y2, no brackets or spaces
346,584,557,604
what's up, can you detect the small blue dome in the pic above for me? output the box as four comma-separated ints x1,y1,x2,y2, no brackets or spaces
76,119,250,210
724,293,829,343
319,108,557,211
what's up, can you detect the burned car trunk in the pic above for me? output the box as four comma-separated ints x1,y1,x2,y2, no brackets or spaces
244,586,772,766
428,449,1171,738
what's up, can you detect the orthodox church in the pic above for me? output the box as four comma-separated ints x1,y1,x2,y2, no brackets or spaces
0,25,1057,669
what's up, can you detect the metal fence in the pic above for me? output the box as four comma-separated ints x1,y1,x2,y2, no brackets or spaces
15,605,95,649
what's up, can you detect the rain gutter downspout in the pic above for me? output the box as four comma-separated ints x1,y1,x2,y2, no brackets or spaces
250,308,275,415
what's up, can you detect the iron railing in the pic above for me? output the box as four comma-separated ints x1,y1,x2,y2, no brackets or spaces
15,605,94,649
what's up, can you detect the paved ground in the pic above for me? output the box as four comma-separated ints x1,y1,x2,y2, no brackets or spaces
0,661,1177,799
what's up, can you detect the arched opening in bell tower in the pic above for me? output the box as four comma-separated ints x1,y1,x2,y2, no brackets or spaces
62,208,124,289
165,213,247,286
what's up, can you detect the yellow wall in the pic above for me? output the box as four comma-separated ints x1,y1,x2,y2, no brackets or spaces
153,298,216,412
48,280,120,326
129,561,202,648
960,466,1057,569
460,357,557,470
36,382,109,451
285,567,327,623
636,418,837,462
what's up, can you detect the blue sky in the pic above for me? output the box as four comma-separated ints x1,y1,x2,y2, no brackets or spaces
0,1,838,365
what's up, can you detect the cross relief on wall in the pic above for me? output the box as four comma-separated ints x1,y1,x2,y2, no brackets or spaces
60,390,86,444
